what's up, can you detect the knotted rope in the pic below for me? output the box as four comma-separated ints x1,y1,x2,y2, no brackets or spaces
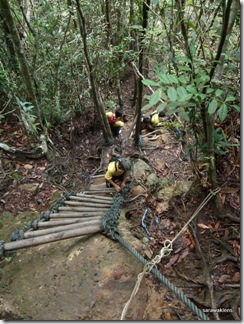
120,187,220,320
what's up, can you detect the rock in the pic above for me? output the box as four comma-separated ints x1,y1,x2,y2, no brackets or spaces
130,185,147,196
17,183,39,193
146,173,159,189
157,181,193,201
132,159,152,182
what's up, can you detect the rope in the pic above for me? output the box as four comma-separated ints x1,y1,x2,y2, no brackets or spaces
120,187,220,320
115,234,209,320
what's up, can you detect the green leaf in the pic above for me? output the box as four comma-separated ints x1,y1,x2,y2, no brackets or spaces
157,102,167,112
157,73,170,84
179,93,193,101
218,104,228,122
178,76,187,84
177,86,187,98
149,88,162,106
185,21,197,30
167,87,177,102
167,74,179,84
215,89,223,97
177,109,190,121
206,87,215,94
232,104,240,112
186,85,197,94
141,103,153,112
142,79,160,86
208,99,218,114
225,96,236,102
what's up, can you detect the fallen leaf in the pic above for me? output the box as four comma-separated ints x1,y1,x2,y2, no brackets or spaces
218,274,230,283
165,254,179,268
197,223,211,229
232,272,240,283
24,164,33,169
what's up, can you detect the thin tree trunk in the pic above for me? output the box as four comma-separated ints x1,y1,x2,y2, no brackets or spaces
134,0,150,146
0,0,41,129
75,0,114,145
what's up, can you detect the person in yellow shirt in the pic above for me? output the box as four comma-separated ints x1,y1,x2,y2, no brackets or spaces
106,109,124,137
105,157,131,192
141,111,166,131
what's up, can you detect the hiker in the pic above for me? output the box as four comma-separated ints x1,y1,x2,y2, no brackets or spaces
141,111,166,131
106,109,124,137
105,157,131,192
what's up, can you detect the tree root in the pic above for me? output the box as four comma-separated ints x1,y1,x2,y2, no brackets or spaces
0,135,48,159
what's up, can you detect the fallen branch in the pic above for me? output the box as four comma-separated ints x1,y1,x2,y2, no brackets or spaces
0,134,48,159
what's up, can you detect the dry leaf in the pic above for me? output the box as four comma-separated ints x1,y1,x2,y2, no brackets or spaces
24,164,33,169
197,223,210,229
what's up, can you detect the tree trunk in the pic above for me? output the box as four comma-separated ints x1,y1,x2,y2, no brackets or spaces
75,0,114,145
134,0,150,146
0,0,41,129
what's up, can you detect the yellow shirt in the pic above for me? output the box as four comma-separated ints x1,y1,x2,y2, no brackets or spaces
106,112,124,127
105,162,124,180
151,113,163,127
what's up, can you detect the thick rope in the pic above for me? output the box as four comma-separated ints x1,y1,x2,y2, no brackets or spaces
120,188,220,320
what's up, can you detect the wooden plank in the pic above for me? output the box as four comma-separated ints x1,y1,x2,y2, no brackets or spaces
76,193,114,201
58,206,109,212
50,212,106,218
38,217,102,228
4,225,102,251
24,220,102,238
69,195,113,203
64,201,112,208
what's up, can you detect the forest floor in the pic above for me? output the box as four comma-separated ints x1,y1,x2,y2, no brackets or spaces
0,72,240,320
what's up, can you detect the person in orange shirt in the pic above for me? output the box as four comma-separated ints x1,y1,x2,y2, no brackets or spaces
106,109,124,137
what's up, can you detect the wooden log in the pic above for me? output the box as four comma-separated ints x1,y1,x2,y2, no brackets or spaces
24,219,102,238
58,206,109,212
38,216,102,228
90,174,105,178
76,194,114,201
49,212,106,218
64,201,112,208
4,225,102,252
83,188,115,193
69,195,113,203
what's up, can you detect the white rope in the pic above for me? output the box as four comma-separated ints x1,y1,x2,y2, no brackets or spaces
120,187,220,320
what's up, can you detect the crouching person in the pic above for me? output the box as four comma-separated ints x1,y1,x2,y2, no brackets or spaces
105,158,131,192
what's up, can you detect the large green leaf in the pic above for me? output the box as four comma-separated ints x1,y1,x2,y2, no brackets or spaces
225,96,236,102
215,89,223,97
149,88,162,106
157,73,170,84
167,87,177,102
177,108,190,121
179,93,193,101
167,74,179,84
208,99,218,114
142,79,160,86
178,76,187,84
177,86,187,98
218,104,228,122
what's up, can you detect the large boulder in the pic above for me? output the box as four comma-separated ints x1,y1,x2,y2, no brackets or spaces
132,159,159,192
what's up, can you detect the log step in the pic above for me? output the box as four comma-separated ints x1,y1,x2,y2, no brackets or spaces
58,206,109,212
75,192,114,201
24,219,102,238
4,225,102,252
50,211,106,218
64,201,112,208
38,216,102,228
70,195,113,203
